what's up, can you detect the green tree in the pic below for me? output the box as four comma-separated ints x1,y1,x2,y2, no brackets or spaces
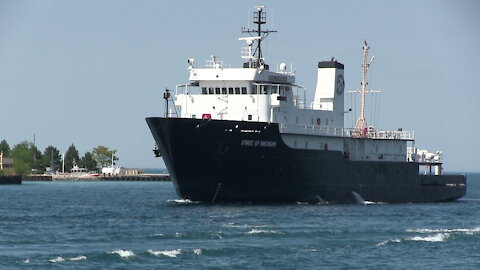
80,152,97,171
0,140,10,157
92,146,118,168
64,144,80,172
42,146,62,172
11,141,42,176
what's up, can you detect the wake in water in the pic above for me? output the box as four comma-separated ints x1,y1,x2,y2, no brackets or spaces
376,227,480,246
351,191,385,205
166,199,200,204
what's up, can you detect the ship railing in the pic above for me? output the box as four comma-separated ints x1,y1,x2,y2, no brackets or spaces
280,124,415,140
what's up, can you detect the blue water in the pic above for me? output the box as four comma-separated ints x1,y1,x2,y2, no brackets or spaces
1,173,479,269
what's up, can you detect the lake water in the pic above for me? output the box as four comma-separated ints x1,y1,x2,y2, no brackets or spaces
0,173,479,269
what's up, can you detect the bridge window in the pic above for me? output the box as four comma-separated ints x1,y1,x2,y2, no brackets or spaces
228,87,234,94
235,87,240,94
222,87,227,94
272,85,278,94
208,87,214,94
252,86,258,94
202,87,207,94
215,87,220,94
241,87,247,94
262,86,269,94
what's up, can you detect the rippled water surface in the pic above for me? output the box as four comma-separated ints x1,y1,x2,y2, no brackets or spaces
1,173,479,269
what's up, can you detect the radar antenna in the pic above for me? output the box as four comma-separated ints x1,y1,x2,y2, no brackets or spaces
355,40,375,131
241,6,276,68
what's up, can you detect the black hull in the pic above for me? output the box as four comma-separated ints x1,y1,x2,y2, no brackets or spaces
146,117,466,203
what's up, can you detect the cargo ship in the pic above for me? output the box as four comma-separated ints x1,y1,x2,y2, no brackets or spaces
146,6,466,203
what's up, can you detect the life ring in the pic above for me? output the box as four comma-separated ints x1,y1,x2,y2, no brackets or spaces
316,118,321,125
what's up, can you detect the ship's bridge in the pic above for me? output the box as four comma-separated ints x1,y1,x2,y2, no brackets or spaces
187,55,295,84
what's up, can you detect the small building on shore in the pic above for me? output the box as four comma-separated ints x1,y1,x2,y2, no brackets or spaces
0,152,13,170
101,167,142,176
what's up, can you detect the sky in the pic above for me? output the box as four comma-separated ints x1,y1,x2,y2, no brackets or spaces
1,0,479,172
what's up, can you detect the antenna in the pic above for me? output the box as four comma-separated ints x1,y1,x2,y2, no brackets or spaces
355,40,375,131
241,6,277,68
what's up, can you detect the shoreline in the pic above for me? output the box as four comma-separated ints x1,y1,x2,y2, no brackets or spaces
24,173,170,182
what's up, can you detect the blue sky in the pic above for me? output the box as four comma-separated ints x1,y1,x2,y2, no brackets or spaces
1,1,479,172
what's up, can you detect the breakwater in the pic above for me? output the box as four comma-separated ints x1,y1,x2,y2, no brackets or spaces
0,175,22,184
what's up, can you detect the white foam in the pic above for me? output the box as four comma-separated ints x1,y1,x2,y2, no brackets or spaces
376,239,401,246
296,201,309,205
406,227,480,234
48,256,65,263
151,233,165,237
148,249,182,258
109,249,135,258
22,259,30,264
69,255,87,261
224,223,269,228
350,191,385,205
247,228,278,235
167,199,200,204
175,232,185,238
193,248,202,255
408,233,448,242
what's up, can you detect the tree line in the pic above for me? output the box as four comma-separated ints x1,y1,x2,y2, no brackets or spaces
0,140,118,176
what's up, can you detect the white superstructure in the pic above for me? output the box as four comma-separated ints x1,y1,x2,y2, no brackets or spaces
168,6,443,168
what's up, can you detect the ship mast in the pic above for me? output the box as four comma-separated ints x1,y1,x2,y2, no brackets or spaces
355,40,374,130
241,6,276,68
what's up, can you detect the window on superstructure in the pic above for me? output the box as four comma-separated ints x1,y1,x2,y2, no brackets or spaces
280,86,285,95
222,87,227,94
235,87,240,94
241,87,247,95
208,87,214,94
262,86,269,95
286,86,292,92
202,87,207,94
272,85,278,94
252,86,258,94
228,87,234,94
248,114,252,120
215,88,220,94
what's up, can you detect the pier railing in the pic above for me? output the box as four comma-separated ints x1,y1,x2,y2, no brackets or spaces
280,124,414,140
